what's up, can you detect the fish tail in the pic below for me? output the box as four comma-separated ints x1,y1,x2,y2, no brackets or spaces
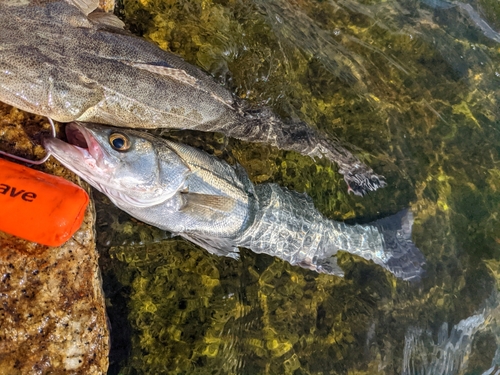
369,209,425,282
310,209,425,282
237,183,424,281
227,100,386,196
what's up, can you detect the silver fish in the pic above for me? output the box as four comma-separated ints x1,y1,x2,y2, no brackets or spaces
0,0,384,195
44,123,424,281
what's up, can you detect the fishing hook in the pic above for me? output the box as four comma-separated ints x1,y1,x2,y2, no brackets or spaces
0,118,56,165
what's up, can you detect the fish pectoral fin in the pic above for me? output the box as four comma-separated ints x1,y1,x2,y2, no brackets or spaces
180,233,240,259
67,0,99,15
126,62,200,88
88,9,125,29
181,193,237,214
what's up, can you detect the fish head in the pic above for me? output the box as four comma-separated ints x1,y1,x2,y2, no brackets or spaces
44,122,190,208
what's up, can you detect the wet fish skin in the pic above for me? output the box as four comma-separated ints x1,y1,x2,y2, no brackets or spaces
44,122,424,281
0,0,384,195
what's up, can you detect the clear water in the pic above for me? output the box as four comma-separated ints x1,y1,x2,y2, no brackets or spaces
97,0,500,373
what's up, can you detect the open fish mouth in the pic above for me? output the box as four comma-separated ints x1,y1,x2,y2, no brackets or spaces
63,122,105,164
44,122,107,174
66,123,88,149
43,122,133,206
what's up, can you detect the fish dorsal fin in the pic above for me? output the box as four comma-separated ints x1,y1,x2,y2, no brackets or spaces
181,193,237,215
66,0,98,15
88,9,125,29
125,62,200,88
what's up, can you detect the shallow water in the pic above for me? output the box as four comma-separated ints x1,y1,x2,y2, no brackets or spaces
97,0,500,373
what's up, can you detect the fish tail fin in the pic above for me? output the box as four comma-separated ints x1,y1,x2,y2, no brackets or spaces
371,209,425,282
229,101,386,196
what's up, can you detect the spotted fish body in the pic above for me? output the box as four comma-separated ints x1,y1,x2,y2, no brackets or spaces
45,123,424,281
0,0,384,195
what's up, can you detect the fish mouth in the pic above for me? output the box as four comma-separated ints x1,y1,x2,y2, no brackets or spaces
66,123,88,149
64,122,104,164
44,122,108,175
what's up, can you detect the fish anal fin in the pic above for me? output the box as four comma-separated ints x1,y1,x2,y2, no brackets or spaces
88,9,125,29
180,233,240,259
298,256,345,277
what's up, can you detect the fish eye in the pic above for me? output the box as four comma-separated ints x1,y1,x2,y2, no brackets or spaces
109,132,131,152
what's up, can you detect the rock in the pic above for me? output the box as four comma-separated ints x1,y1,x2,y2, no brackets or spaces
0,66,109,375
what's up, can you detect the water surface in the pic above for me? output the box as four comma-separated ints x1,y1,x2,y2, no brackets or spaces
97,0,500,373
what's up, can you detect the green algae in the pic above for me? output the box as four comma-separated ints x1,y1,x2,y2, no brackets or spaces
99,0,500,373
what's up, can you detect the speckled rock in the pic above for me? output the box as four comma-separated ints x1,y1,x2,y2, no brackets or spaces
0,0,114,369
0,104,110,374
0,202,109,374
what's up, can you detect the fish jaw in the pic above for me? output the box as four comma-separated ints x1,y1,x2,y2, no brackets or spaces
44,125,116,194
